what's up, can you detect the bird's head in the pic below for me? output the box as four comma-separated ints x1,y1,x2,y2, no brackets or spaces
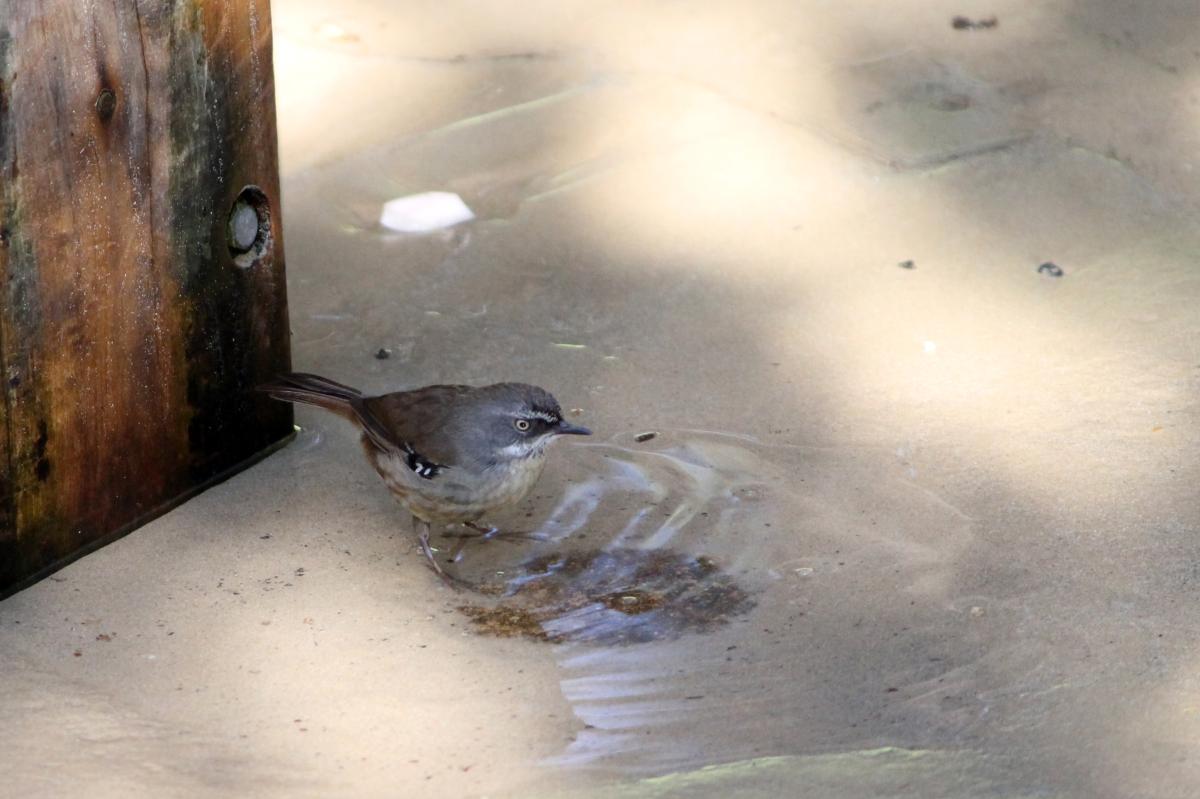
473,383,591,462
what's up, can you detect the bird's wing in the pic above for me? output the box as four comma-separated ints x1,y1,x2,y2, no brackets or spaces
360,385,476,476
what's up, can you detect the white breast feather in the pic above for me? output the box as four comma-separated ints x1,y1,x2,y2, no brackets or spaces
498,438,548,459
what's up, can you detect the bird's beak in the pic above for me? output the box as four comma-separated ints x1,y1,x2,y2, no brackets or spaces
556,419,592,436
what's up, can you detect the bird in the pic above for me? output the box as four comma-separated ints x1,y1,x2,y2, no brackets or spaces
259,372,591,582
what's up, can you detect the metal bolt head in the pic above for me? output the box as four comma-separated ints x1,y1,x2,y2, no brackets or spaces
229,202,260,253
228,186,272,268
96,89,116,121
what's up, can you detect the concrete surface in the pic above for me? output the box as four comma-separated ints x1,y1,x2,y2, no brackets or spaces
3,1,1200,797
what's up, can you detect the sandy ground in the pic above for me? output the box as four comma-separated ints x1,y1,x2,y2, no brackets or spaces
4,1,1200,797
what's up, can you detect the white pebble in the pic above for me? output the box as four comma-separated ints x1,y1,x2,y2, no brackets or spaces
379,192,474,233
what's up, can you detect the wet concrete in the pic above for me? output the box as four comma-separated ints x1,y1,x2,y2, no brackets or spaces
3,1,1200,797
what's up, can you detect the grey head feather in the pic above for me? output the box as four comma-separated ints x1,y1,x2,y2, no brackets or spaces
363,382,580,473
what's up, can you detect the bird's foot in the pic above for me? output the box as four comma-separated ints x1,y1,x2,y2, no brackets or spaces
443,522,547,564
443,520,549,543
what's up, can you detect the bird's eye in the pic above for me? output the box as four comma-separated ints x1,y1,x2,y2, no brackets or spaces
514,418,531,432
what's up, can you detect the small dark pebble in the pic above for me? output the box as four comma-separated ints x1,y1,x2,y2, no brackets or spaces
600,589,666,615
1037,262,1064,278
898,260,915,270
635,432,658,443
374,348,391,360
952,15,998,30
934,93,971,111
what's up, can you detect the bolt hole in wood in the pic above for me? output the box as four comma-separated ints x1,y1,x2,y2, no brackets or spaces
228,185,272,268
95,88,116,121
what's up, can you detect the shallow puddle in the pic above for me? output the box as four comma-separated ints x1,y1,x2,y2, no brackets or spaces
424,430,978,774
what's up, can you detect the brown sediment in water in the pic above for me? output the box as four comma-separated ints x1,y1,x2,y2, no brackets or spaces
456,605,564,643
456,547,755,645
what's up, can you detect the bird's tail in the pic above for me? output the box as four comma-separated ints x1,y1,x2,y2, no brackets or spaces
259,372,402,454
257,372,364,422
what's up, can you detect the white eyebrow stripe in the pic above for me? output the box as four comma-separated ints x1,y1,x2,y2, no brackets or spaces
527,411,559,423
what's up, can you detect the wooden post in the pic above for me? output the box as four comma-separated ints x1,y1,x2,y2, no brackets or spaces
0,0,292,595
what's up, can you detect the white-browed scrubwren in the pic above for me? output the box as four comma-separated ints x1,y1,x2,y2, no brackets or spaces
260,373,591,582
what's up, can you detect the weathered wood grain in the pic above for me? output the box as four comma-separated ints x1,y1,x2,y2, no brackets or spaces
0,0,292,593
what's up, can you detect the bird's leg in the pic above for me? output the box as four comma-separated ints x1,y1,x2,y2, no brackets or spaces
446,521,502,562
412,515,466,588
412,515,440,573
442,519,548,544
438,520,498,538
465,520,501,539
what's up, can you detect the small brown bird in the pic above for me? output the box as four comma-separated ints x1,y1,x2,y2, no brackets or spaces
260,373,591,580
